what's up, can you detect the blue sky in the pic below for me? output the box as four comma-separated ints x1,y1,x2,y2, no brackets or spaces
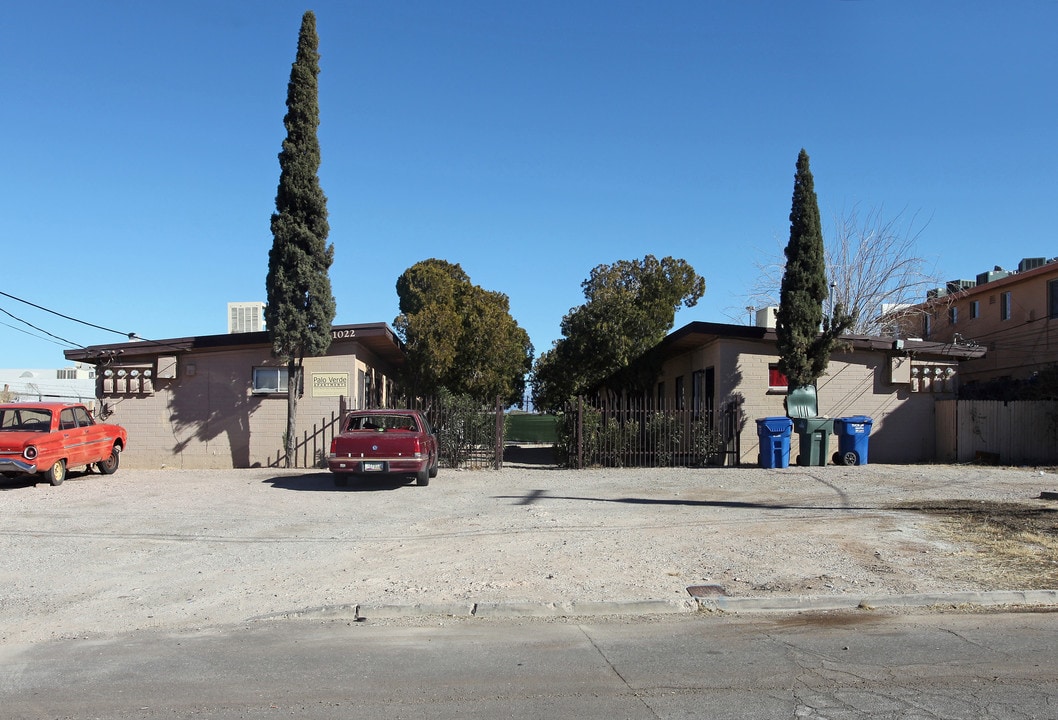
3,1,1056,370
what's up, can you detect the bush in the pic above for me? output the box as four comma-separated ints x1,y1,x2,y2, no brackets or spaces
645,412,682,466
431,389,497,468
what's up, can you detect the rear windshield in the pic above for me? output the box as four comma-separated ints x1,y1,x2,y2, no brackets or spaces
344,414,419,432
0,408,52,431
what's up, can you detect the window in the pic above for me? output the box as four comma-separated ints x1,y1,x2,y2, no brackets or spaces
924,313,932,339
948,306,958,325
253,367,288,393
768,364,788,391
72,406,94,426
1000,291,1012,321
674,376,685,410
1049,280,1058,319
656,381,665,410
970,300,979,319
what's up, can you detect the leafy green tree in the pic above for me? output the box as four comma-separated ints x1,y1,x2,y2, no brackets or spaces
394,259,533,405
532,255,706,410
264,11,336,467
775,149,854,390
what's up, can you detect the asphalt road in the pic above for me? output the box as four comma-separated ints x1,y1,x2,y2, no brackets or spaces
3,610,1057,719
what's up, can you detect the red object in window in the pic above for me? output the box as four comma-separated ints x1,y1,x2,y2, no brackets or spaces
768,365,788,388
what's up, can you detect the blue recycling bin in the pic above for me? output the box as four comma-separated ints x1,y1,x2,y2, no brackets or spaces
756,417,793,469
833,416,873,466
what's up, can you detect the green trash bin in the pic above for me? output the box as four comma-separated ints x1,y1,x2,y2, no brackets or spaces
792,417,834,466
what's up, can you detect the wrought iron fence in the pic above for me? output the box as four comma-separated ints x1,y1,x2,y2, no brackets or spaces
391,393,503,470
272,392,743,471
557,395,742,469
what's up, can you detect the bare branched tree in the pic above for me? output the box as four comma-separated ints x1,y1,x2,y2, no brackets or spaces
738,205,946,336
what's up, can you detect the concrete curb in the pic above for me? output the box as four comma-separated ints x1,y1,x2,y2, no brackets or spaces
695,589,1058,613
250,591,1058,623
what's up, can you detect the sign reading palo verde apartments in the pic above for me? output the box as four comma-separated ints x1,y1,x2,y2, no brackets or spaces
311,372,349,397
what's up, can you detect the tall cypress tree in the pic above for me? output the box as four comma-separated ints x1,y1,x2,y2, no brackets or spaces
775,149,854,390
265,11,336,466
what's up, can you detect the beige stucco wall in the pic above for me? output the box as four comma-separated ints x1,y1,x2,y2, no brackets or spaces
657,338,956,465
99,341,395,470
924,264,1058,384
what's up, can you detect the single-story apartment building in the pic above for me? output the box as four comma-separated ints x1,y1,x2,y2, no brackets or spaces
64,323,405,469
608,321,987,464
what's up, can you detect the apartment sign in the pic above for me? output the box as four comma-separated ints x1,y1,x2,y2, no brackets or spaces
311,372,349,397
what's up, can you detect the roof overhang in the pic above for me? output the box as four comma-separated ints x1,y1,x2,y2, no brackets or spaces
653,322,986,362
63,323,407,367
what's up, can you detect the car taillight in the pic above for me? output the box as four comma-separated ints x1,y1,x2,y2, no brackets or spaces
412,438,423,457
329,438,338,453
23,446,37,460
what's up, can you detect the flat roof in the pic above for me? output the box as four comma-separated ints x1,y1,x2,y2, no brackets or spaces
64,323,407,367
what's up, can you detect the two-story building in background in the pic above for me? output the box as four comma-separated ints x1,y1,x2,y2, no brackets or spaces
917,257,1058,389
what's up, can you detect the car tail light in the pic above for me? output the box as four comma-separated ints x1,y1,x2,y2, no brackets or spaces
23,446,37,460
329,438,338,453
412,438,423,458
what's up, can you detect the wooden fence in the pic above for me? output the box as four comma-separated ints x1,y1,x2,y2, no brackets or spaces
936,400,1058,465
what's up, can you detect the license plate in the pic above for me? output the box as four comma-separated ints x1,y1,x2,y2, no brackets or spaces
362,461,385,472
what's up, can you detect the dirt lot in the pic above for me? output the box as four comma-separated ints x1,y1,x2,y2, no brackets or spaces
1,461,1056,644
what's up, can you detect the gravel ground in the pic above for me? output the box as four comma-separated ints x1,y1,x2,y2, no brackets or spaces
1,460,1056,644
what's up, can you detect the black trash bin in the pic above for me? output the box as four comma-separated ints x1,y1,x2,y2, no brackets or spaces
832,416,873,466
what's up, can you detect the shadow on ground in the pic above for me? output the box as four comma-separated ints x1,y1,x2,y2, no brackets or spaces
263,472,416,492
503,444,558,468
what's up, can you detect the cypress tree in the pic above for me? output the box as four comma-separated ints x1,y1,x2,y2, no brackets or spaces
776,149,853,390
265,11,336,466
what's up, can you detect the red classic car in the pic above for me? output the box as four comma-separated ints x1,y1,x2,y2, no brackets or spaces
327,409,439,487
0,402,128,486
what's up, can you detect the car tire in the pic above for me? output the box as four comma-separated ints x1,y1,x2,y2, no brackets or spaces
416,469,430,486
428,457,439,479
45,460,66,486
97,447,120,475
333,473,349,487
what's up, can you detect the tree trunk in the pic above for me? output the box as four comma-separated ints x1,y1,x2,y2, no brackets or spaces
285,358,301,468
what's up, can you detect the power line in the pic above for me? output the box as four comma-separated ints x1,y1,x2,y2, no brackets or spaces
0,318,78,348
0,289,135,339
0,289,202,357
0,307,86,349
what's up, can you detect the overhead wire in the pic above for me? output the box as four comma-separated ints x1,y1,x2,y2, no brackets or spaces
0,289,134,339
0,289,192,357
0,306,86,349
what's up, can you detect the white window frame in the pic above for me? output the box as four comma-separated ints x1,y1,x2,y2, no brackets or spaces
252,367,289,394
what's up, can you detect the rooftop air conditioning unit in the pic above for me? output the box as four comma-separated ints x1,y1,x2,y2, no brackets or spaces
976,269,1010,285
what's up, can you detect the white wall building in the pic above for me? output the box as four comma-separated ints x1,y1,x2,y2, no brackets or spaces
0,366,98,407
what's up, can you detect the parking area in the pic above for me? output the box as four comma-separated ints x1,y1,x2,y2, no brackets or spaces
1,464,1055,643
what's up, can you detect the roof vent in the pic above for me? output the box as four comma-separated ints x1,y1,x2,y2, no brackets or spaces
1018,257,1047,272
976,269,1010,285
